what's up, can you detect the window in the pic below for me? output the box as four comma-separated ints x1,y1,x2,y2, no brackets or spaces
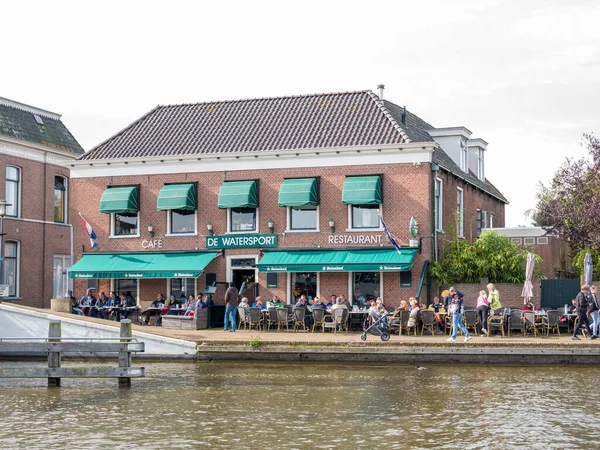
266,272,278,289
434,178,443,231
524,237,536,245
351,204,380,229
537,237,548,245
170,278,196,299
112,212,139,236
476,209,482,237
291,272,317,304
399,271,412,288
490,214,495,228
511,238,522,245
478,149,485,180
5,166,21,217
288,206,318,230
230,207,257,232
482,211,488,229
87,278,99,291
115,279,138,302
53,255,72,298
460,138,468,172
353,272,381,308
3,241,19,297
457,188,464,237
54,176,67,223
169,210,196,234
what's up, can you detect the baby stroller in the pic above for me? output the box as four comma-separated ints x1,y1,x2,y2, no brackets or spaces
361,311,390,341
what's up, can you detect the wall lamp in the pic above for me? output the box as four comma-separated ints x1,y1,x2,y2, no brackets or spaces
329,218,336,233
207,221,214,236
267,218,274,234
147,223,154,238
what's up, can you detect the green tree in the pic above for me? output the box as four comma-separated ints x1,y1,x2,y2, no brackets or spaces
430,231,543,286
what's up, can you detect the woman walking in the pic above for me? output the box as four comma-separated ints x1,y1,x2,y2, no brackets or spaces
446,287,472,342
476,290,490,336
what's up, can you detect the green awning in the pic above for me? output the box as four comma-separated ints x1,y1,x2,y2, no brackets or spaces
99,186,139,214
69,252,219,279
342,176,382,205
278,178,318,207
218,181,258,208
257,248,417,272
157,184,197,211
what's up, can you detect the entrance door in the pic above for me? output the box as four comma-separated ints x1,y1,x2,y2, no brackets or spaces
233,269,256,303
53,255,71,298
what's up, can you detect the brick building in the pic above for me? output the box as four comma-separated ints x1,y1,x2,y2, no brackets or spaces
68,88,507,308
0,97,83,307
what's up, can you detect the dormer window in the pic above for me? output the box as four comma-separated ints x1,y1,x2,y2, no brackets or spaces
477,148,485,180
460,138,468,172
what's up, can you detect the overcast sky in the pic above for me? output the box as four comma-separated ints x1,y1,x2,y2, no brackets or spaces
2,0,599,226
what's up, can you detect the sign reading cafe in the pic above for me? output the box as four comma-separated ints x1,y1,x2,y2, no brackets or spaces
206,234,278,249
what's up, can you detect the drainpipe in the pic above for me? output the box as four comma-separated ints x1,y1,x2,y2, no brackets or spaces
431,163,440,262
42,159,47,308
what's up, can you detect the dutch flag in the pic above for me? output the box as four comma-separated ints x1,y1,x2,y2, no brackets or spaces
380,215,402,254
79,213,98,248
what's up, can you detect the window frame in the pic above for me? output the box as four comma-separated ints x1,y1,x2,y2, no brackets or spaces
2,240,20,298
511,238,523,245
476,209,482,237
110,212,140,238
490,214,495,229
168,278,197,299
5,165,21,218
456,188,464,238
351,271,383,306
524,237,536,245
286,205,319,232
347,204,383,231
537,237,548,245
227,207,259,234
54,175,68,224
435,177,443,232
166,209,198,236
112,279,139,303
477,149,485,180
460,138,468,172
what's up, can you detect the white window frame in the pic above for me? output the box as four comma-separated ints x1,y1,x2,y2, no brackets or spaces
524,237,536,245
110,212,141,238
456,188,464,238
348,271,383,306
286,205,320,233
435,178,443,232
3,240,20,298
53,254,72,298
167,278,197,299
482,211,488,229
166,209,198,236
537,237,548,244
54,175,68,224
476,209,482,237
460,138,468,172
226,207,259,234
490,214,495,228
478,149,485,180
511,238,522,245
5,165,22,218
347,204,383,232
111,278,139,303
288,272,320,304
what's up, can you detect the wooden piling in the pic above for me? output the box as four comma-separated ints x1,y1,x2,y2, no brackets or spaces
48,320,61,387
119,320,132,387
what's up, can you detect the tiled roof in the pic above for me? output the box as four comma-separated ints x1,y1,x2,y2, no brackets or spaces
80,90,412,160
0,99,83,154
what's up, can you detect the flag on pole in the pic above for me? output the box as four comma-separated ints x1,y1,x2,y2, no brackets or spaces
380,215,402,254
79,213,98,248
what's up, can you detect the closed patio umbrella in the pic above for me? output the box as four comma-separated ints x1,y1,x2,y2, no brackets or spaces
584,252,593,287
521,252,534,305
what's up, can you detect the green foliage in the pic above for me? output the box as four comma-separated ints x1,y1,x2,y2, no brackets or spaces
430,230,543,285
572,248,600,277
249,336,262,348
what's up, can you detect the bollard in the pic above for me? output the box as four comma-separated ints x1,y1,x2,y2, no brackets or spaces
48,320,61,387
118,320,132,387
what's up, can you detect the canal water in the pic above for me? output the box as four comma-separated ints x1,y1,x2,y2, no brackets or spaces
1,361,599,449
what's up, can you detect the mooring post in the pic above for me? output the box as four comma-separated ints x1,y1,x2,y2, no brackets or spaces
48,320,62,387
118,320,132,387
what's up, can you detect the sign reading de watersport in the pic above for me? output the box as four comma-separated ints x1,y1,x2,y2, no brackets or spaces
206,234,278,249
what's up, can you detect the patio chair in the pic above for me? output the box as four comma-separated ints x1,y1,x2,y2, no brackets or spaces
248,307,263,332
545,310,561,336
420,310,436,336
237,306,249,331
285,304,294,317
463,310,479,336
276,308,290,331
393,310,410,336
508,309,526,336
293,307,307,332
323,308,345,334
312,308,326,332
487,309,506,337
266,307,279,331
523,311,545,337
340,308,349,333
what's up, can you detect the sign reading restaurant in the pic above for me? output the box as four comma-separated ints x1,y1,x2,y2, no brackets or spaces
206,234,278,249
327,235,382,245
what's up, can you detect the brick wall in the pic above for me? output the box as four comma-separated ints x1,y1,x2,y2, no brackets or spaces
441,280,540,309
0,153,72,307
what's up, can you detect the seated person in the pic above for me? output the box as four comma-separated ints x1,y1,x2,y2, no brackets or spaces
196,294,208,309
398,300,409,312
331,297,348,312
144,293,164,325
68,290,82,315
79,290,95,316
182,294,197,316
251,296,266,310
94,292,108,318
429,296,444,313
325,295,336,309
369,298,388,322
269,295,284,308
340,295,352,310
441,289,452,308
567,298,577,314
239,297,251,315
311,297,327,310
522,302,535,312
407,298,420,329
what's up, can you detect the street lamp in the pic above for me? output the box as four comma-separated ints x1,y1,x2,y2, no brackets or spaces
0,200,12,295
